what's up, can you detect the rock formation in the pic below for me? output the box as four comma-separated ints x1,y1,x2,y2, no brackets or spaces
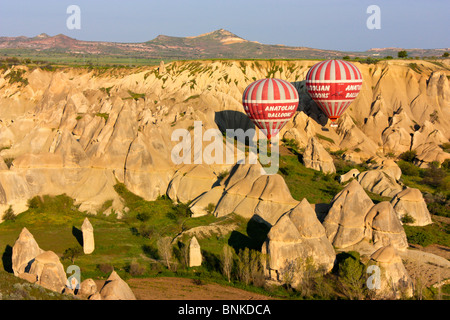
364,201,408,251
99,271,136,300
323,180,408,253
323,180,374,249
81,217,95,254
79,278,98,298
167,164,218,204
390,188,433,226
0,60,448,219
302,137,336,174
357,169,403,198
188,236,202,267
369,245,413,298
27,250,68,293
189,162,299,225
262,198,336,286
12,227,44,276
338,168,360,183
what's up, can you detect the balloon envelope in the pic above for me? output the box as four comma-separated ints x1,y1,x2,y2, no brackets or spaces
242,78,299,140
306,59,363,124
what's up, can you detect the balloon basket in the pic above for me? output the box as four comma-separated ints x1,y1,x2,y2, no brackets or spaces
329,122,338,128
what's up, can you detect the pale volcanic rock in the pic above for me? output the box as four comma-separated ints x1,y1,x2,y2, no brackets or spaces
158,60,166,74
79,278,98,297
335,115,379,158
28,250,68,293
364,201,408,251
302,136,336,174
414,143,450,168
371,159,402,181
357,169,403,198
338,168,360,183
0,171,33,219
12,227,44,276
369,245,413,298
189,162,298,225
0,59,449,220
123,128,175,201
189,186,225,217
215,167,298,225
81,217,95,254
99,271,136,300
381,108,415,155
322,180,374,249
262,198,336,285
188,236,202,267
390,188,432,226
167,164,217,204
0,156,7,170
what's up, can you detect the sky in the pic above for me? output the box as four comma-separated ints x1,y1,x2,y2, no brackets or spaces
0,0,448,51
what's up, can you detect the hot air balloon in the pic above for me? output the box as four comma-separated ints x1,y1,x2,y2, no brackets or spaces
305,59,363,127
242,78,299,140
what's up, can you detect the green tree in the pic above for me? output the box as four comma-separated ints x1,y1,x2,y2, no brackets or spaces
338,253,366,299
442,52,449,58
62,246,83,263
2,206,15,221
398,50,408,58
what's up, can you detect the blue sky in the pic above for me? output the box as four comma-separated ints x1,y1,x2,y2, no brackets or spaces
0,0,448,51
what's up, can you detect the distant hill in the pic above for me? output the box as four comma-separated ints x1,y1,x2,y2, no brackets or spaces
0,29,448,61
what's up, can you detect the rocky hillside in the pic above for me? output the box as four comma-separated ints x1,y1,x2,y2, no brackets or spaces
0,59,449,217
1,30,448,60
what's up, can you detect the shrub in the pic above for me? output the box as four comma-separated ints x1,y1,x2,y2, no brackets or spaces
422,165,446,189
157,236,174,270
315,134,335,144
399,150,417,162
2,206,15,221
62,246,83,263
401,213,416,224
398,50,408,58
404,229,434,247
204,203,216,215
398,160,420,177
336,252,366,299
138,224,155,238
127,260,146,277
5,69,28,87
95,113,109,121
136,211,150,222
217,170,229,180
4,158,14,169
127,90,145,101
97,263,114,274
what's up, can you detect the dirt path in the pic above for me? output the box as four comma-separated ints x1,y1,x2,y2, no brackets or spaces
96,277,273,300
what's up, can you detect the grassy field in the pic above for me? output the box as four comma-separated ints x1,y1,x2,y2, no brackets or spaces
0,151,448,300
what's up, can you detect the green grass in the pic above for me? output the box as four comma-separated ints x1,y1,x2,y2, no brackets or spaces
1,161,448,300
126,90,146,101
183,94,200,102
95,113,109,121
0,272,76,300
404,218,450,248
278,155,343,204
315,134,335,144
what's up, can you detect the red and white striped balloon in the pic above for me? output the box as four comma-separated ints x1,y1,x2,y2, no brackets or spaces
306,59,363,125
242,78,299,140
